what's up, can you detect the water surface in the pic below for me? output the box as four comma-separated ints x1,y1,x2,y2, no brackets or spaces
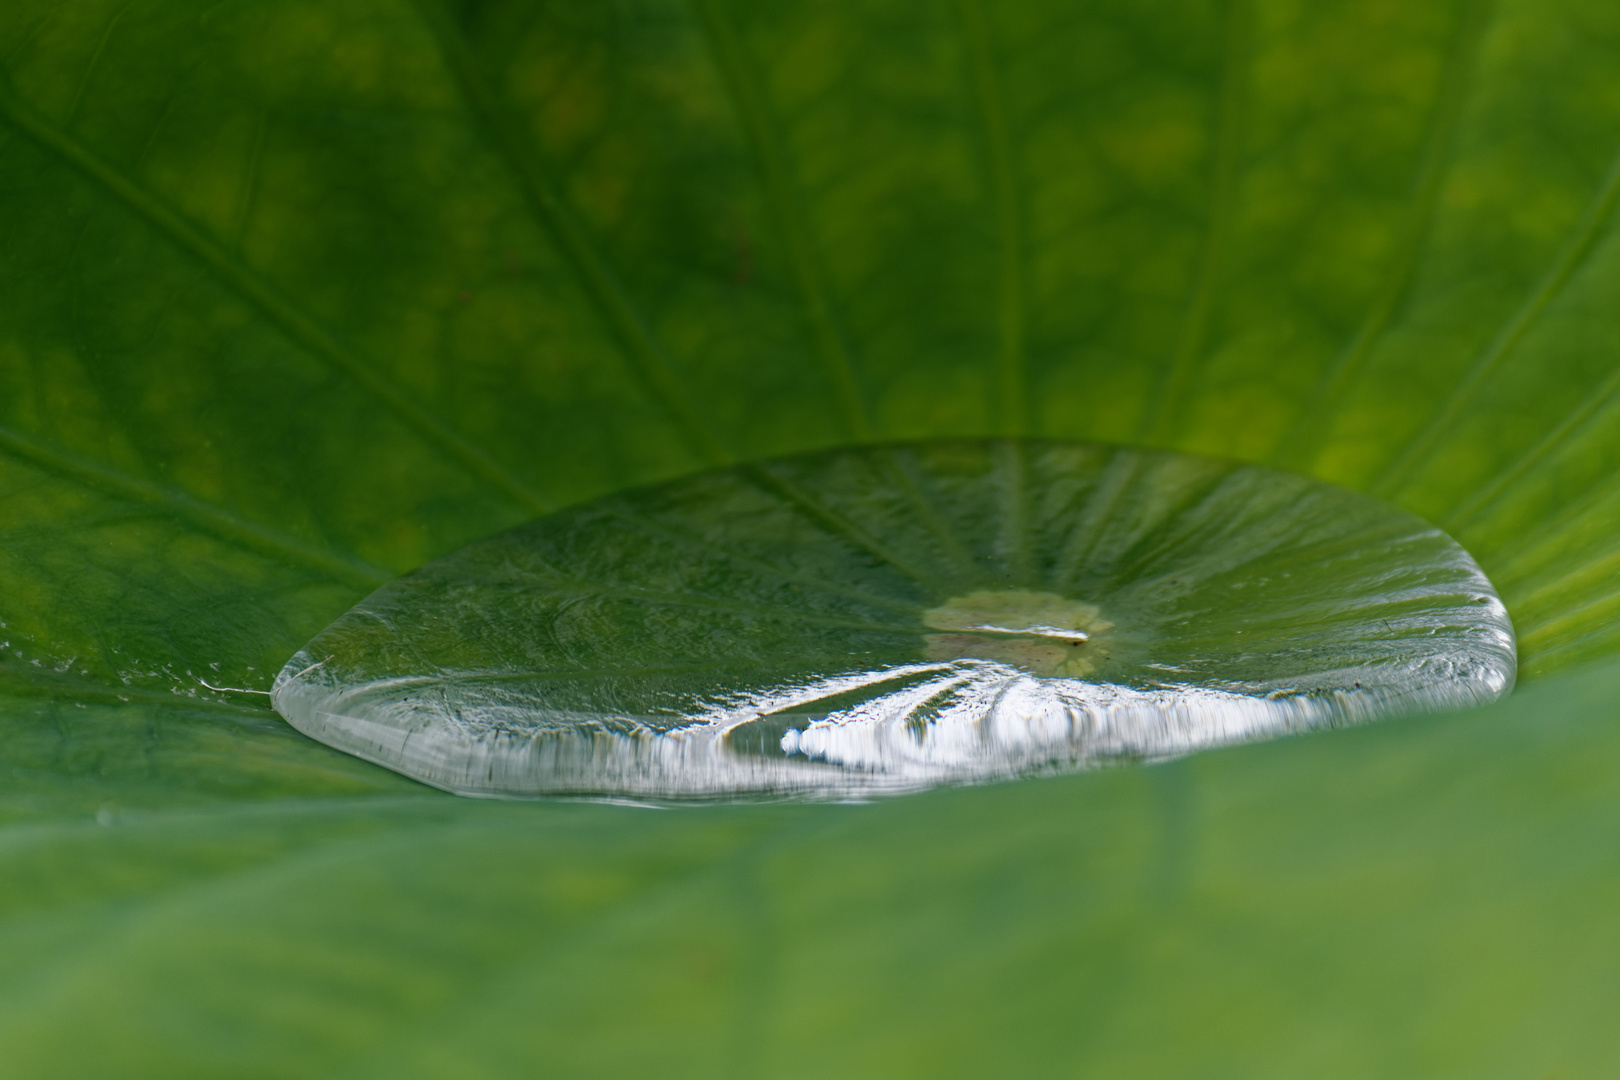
273,440,1515,800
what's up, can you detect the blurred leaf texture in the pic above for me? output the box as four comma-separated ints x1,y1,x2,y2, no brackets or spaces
2,0,1620,1074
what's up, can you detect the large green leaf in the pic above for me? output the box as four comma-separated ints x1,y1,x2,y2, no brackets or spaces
4,665,1620,1075
2,0,1620,1071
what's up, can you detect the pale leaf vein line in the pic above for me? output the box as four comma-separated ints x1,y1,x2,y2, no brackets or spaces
1449,354,1620,530
688,0,873,440
1142,0,1250,445
745,464,948,594
1486,481,1618,579
337,810,824,1067
604,499,922,614
231,105,270,250
0,424,388,589
1445,147,1620,525
527,577,922,634
0,79,551,515
0,665,273,717
1055,450,1143,590
996,439,1034,583
958,0,1027,435
1520,603,1620,667
1517,584,1620,649
65,0,133,127
1502,545,1620,621
1268,0,1488,469
1374,136,1620,498
877,447,985,584
411,0,730,466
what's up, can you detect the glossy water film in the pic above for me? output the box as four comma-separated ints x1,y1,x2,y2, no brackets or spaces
272,441,1516,800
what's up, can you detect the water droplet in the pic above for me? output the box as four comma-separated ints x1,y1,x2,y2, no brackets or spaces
272,441,1515,801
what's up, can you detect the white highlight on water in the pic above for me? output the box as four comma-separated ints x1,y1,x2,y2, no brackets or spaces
271,441,1518,802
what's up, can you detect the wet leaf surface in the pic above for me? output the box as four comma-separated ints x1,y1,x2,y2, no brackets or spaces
2,0,1620,1072
275,441,1513,799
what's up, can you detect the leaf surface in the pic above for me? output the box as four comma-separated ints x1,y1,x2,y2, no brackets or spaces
2,0,1620,1071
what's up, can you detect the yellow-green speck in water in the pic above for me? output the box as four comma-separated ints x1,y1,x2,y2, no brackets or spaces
273,440,1516,802
923,590,1115,677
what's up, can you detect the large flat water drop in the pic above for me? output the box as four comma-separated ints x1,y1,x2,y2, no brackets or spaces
272,441,1515,800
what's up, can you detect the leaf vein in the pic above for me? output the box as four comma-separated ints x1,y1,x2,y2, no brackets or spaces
411,0,730,466
688,0,873,440
1268,0,1489,469
64,0,132,127
0,79,551,515
957,0,1027,435
1141,0,1250,445
1374,135,1620,498
0,424,388,589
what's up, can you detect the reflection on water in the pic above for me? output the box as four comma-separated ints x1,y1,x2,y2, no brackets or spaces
273,440,1516,801
922,589,1115,676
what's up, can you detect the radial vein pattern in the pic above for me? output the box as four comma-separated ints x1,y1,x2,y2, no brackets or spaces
274,440,1514,800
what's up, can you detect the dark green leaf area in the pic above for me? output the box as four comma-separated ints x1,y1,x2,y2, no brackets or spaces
274,440,1513,799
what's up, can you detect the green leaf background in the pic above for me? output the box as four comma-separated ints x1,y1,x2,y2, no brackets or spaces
2,0,1619,1072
